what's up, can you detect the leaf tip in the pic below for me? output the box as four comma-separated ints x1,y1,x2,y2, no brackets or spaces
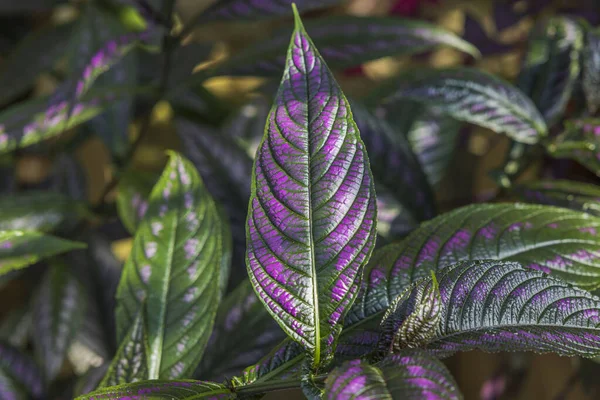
291,3,304,32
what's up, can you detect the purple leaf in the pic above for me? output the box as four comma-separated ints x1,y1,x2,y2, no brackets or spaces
0,340,44,398
246,7,377,370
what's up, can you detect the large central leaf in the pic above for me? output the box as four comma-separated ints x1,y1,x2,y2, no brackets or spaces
246,8,377,370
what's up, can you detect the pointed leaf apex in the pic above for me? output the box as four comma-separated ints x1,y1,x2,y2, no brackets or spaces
292,4,303,31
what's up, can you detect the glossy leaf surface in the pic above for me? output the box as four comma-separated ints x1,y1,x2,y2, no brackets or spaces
583,28,600,113
512,180,600,216
325,352,462,400
76,380,235,400
246,9,377,369
547,118,600,176
212,16,479,77
116,152,231,379
116,170,158,234
369,68,547,144
0,340,44,398
0,230,85,277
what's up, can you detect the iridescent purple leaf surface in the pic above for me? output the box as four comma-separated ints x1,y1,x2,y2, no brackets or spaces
0,340,44,399
368,68,547,144
409,260,600,357
116,153,231,379
547,118,600,176
76,380,235,400
246,8,377,370
324,351,462,400
512,180,600,216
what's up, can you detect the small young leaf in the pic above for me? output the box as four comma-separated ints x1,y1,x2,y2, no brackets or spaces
116,170,159,234
0,231,86,277
583,27,600,113
379,273,442,353
325,352,462,400
195,280,285,381
116,152,231,379
210,16,479,77
411,260,600,357
32,261,86,382
547,118,600,176
76,380,235,400
246,9,377,370
0,340,44,399
368,68,547,144
512,180,600,216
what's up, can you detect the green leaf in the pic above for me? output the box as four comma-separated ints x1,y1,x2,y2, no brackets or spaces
32,261,86,382
245,9,377,370
583,27,600,113
194,280,285,381
368,68,548,144
209,16,479,78
116,170,159,235
511,180,600,216
115,152,231,379
234,340,304,386
406,260,600,357
76,380,235,400
0,191,87,233
547,118,600,176
100,309,147,387
325,351,462,400
0,340,44,399
0,230,86,277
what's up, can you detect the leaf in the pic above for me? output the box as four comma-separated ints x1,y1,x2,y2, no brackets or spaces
583,27,600,113
76,380,235,400
350,100,436,222
489,141,543,188
0,340,44,398
51,154,89,202
245,8,377,370
74,364,109,397
235,340,305,386
547,118,600,176
222,95,271,143
0,21,74,106
115,152,231,379
375,185,418,241
516,16,583,126
0,192,87,233
368,68,548,144
0,369,26,400
0,230,86,277
0,306,31,348
194,280,285,381
32,261,86,382
379,273,442,353
176,117,252,289
403,260,600,357
511,180,600,216
210,16,479,77
324,352,462,400
100,310,147,387
116,170,159,235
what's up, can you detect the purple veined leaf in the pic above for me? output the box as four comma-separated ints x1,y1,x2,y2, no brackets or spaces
194,280,285,381
516,17,584,127
405,260,600,358
0,21,74,106
511,179,600,216
350,100,436,222
547,118,600,176
100,309,148,387
0,230,86,277
0,191,88,233
583,27,600,113
32,261,86,382
115,152,231,379
245,7,377,370
0,305,32,348
324,351,462,400
379,272,442,354
176,117,253,290
207,16,479,78
76,380,235,400
368,68,548,144
0,369,26,400
0,340,45,399
116,170,159,235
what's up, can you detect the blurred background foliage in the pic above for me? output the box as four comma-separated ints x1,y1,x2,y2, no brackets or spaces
2,0,600,399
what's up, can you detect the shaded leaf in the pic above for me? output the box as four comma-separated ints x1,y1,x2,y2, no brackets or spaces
583,27,600,113
246,9,377,370
76,380,235,400
0,340,44,398
234,340,304,385
116,152,231,379
73,364,109,397
51,154,89,202
0,0,63,13
116,170,158,234
32,262,86,382
369,68,547,144
0,230,86,277
511,179,600,216
547,118,600,176
375,185,418,241
0,306,31,348
195,280,285,381
490,141,542,189
211,16,479,77
325,352,462,400
222,95,270,143
0,369,26,400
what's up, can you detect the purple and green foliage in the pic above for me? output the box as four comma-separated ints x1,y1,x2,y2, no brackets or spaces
547,118,600,176
583,27,600,113
245,6,377,370
0,340,44,399
325,352,462,400
115,152,231,379
116,170,159,235
512,180,600,216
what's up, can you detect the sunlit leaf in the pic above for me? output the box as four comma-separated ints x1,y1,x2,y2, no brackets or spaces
583,27,600,113
512,180,600,216
547,118,600,176
369,68,547,144
246,9,377,370
116,152,231,379
0,340,44,399
76,380,235,400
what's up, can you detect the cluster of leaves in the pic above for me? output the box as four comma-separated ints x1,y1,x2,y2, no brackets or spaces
3,0,600,399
